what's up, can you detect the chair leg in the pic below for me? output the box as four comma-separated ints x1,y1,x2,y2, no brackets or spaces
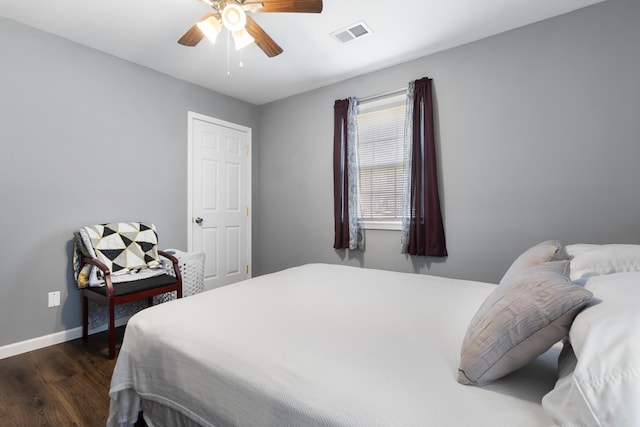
82,295,89,341
108,299,116,359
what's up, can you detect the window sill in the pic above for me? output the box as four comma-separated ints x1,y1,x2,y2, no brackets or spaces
360,221,401,231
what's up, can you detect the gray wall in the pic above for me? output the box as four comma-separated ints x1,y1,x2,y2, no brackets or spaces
0,17,260,347
256,0,640,282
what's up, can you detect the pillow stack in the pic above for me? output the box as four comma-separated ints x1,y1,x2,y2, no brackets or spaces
542,245,640,427
458,240,593,386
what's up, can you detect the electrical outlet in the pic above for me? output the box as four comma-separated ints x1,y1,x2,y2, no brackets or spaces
48,291,60,308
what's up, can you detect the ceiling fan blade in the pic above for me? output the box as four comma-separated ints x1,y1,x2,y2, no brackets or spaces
242,0,322,13
245,15,283,57
178,13,215,46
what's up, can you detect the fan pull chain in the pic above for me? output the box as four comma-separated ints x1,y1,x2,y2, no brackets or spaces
226,31,231,78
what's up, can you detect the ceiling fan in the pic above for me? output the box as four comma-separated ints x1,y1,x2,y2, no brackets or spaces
178,0,323,58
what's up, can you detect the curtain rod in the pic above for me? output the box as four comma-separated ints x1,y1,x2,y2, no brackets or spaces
357,87,407,104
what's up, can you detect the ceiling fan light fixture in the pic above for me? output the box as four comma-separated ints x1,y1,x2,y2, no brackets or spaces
222,4,247,32
196,16,222,44
232,28,255,50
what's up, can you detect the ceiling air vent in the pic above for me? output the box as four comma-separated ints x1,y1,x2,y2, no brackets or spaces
330,21,373,44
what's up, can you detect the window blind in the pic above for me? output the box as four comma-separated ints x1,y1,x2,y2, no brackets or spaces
356,103,406,222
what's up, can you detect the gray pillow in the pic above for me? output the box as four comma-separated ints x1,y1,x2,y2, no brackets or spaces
500,240,563,285
458,260,592,386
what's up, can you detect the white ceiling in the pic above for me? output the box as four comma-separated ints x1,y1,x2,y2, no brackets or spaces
0,0,604,105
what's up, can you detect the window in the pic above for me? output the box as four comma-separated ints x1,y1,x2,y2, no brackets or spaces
356,94,407,230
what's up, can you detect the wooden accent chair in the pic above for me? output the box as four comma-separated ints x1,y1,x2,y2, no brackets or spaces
82,250,182,359
81,250,182,359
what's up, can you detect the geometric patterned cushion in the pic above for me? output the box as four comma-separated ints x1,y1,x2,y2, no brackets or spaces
83,222,161,276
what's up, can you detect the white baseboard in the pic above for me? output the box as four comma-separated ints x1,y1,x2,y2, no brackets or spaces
0,315,133,360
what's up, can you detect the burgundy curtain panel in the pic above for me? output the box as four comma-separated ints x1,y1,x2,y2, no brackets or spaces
333,99,350,249
407,78,448,256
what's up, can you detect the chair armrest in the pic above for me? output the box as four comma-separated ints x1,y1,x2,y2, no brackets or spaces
81,256,111,276
158,250,183,284
81,256,115,297
158,250,178,265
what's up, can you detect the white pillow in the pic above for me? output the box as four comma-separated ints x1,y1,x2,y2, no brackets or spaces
542,272,640,426
564,243,640,284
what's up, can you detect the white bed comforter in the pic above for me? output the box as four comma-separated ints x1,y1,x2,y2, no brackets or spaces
108,263,557,427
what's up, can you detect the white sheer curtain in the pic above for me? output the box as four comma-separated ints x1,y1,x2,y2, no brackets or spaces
400,82,414,253
346,98,364,250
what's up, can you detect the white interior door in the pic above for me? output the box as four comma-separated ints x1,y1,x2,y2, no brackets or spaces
188,112,251,290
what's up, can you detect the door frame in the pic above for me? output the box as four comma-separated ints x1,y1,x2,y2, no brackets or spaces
187,111,252,275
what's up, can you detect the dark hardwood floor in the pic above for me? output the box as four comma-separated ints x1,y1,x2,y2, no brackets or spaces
0,326,138,426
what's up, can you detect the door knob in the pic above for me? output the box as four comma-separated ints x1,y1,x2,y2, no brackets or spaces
194,217,204,225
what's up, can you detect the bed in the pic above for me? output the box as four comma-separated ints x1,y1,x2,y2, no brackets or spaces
107,242,640,427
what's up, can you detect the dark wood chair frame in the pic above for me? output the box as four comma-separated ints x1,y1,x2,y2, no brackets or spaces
81,250,183,359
